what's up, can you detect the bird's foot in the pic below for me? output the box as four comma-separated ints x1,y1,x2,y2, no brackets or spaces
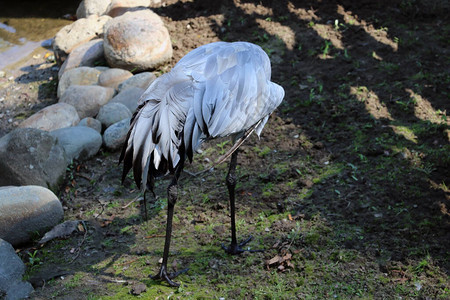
222,236,264,255
151,265,189,287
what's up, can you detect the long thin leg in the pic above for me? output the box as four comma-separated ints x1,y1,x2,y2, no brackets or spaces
151,158,187,287
143,190,148,221
222,150,262,255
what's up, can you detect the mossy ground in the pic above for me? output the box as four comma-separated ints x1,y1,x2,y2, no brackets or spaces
12,0,450,299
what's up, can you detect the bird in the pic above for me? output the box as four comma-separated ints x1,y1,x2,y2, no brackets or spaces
120,41,284,286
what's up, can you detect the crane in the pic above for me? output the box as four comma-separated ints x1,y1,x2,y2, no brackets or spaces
120,41,284,286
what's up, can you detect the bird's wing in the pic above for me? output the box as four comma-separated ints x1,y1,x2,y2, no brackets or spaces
181,42,284,158
120,70,193,189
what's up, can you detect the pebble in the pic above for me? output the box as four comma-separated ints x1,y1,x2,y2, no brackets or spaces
103,118,131,150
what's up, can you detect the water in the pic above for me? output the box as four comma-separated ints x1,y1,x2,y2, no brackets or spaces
0,0,80,70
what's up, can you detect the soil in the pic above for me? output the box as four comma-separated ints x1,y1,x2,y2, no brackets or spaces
1,0,449,298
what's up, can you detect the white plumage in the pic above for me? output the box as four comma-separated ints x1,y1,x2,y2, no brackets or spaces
121,41,284,190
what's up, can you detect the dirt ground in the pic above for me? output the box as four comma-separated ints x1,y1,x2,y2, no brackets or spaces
2,0,449,299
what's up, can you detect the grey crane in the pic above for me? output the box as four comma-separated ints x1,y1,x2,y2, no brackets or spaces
120,41,284,286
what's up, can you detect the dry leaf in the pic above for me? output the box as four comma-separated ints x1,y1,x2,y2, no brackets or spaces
266,255,282,265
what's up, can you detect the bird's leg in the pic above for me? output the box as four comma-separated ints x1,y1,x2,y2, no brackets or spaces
142,190,148,221
222,150,263,255
151,159,188,287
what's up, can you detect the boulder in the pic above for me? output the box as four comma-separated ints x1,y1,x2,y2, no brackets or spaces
106,0,154,17
18,103,80,131
109,87,144,113
77,117,102,133
117,71,155,92
0,186,63,246
103,10,172,71
59,85,115,119
53,15,112,64
98,68,133,90
0,128,67,192
57,66,102,98
58,39,106,79
50,126,102,162
76,0,112,19
96,102,132,130
103,118,131,150
0,238,34,299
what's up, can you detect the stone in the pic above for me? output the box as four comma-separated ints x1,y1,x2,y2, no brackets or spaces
109,87,144,113
98,68,133,90
50,126,102,162
57,66,102,98
117,71,155,92
106,0,155,17
103,10,172,71
76,0,112,19
0,186,63,246
103,118,131,150
0,128,67,192
77,117,102,133
59,85,115,119
0,238,34,299
58,39,106,79
53,15,112,64
18,103,80,131
96,102,132,130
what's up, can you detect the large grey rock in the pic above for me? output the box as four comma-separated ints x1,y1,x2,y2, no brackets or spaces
103,10,172,71
0,128,67,192
53,15,112,64
76,0,112,19
18,103,80,131
0,238,34,299
117,71,155,92
0,186,63,246
50,126,102,162
59,85,115,119
98,68,133,90
77,117,102,133
58,39,106,79
103,118,130,150
96,102,132,130
57,66,102,98
109,87,144,113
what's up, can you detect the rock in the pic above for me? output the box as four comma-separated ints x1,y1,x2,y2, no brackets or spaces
57,66,102,98
109,87,144,113
77,117,102,133
58,39,106,79
59,85,115,119
96,102,132,130
76,0,111,19
18,103,80,131
50,126,102,162
117,71,155,92
0,238,34,299
103,118,131,150
0,128,67,192
106,0,154,17
98,68,133,90
0,186,63,246
103,10,172,71
53,15,112,64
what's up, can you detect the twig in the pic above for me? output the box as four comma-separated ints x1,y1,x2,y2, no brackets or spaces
116,258,141,266
122,195,143,209
95,199,106,220
69,221,88,264
146,234,165,239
